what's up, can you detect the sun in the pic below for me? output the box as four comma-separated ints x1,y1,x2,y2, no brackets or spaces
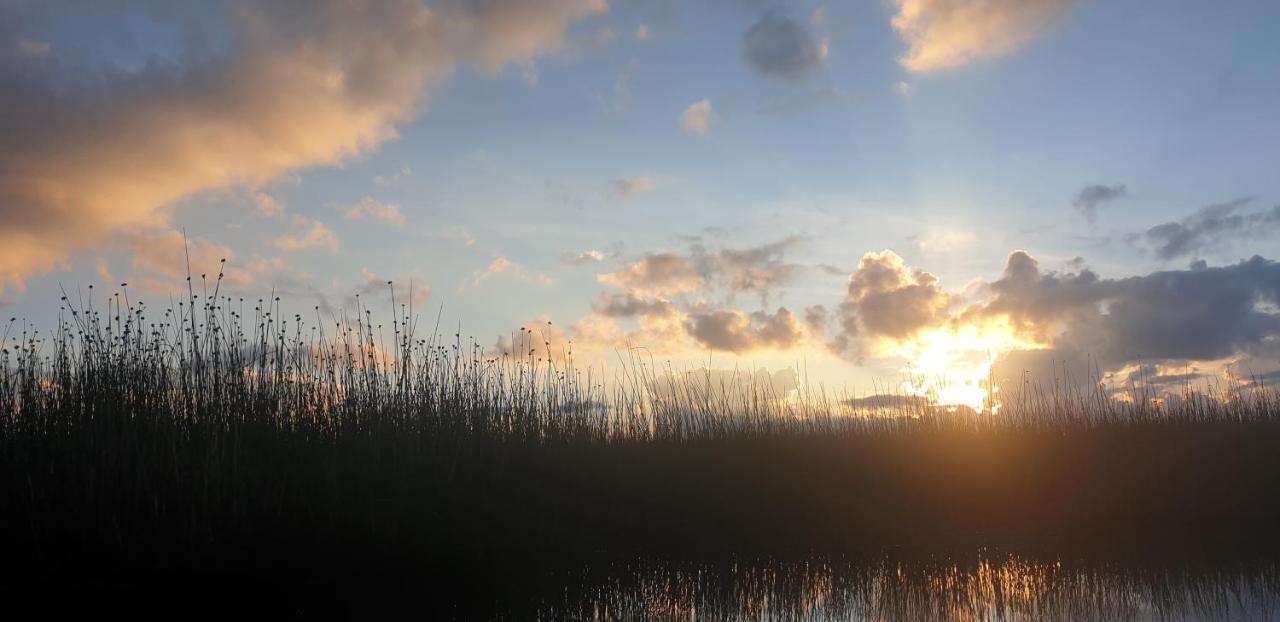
890,319,1044,413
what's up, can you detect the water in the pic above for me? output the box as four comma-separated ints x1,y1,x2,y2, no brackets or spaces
497,554,1280,621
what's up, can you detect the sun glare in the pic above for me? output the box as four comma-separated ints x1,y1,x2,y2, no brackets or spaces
891,319,1043,413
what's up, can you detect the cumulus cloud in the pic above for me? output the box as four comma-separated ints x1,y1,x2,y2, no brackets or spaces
1140,198,1280,261
686,307,805,353
830,250,951,355
613,176,656,197
680,99,714,135
550,236,817,357
597,252,702,296
891,0,1078,72
0,0,606,298
1072,183,1126,223
342,197,406,227
741,11,828,81
273,216,339,252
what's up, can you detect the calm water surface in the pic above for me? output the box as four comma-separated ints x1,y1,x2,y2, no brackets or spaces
508,554,1280,621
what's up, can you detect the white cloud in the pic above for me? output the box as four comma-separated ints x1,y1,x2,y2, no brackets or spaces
252,192,284,218
372,165,412,187
680,99,714,135
273,216,339,252
467,256,554,290
342,197,405,227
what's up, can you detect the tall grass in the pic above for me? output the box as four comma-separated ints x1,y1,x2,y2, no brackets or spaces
3,280,1280,587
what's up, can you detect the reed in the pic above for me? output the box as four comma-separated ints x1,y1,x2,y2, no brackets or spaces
3,279,1280,587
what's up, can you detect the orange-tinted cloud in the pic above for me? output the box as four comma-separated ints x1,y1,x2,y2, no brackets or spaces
891,0,1078,72
0,0,606,298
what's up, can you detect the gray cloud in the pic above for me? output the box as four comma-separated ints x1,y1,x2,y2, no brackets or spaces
740,11,827,81
695,236,805,303
686,307,804,353
977,251,1280,367
1072,183,1126,223
1142,198,1280,261
591,292,677,318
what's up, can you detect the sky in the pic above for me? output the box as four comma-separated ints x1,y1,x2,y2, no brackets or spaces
2,0,1280,408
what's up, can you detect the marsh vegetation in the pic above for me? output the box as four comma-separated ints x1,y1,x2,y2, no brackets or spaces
3,281,1280,617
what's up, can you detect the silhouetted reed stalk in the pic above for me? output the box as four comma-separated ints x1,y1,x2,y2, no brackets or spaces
3,281,1280,584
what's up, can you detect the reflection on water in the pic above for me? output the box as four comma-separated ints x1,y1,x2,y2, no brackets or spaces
521,554,1280,621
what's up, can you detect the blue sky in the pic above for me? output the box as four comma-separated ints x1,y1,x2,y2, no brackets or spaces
3,0,1280,404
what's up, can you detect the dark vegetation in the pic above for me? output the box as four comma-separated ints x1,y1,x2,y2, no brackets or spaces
3,277,1280,616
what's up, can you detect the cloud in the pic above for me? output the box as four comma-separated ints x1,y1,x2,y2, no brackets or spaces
698,236,805,303
591,292,678,318
680,99,714,135
0,0,606,298
252,193,284,218
356,266,431,307
273,215,339,252
342,197,406,227
127,230,236,285
975,251,1280,366
634,24,650,42
119,228,288,295
891,0,1079,72
596,237,806,303
372,165,412,187
831,250,951,354
972,250,1119,340
562,249,614,266
468,256,554,290
1141,198,1280,261
613,176,656,197
598,252,702,295
1072,183,1126,223
550,236,815,358
685,307,805,353
741,11,828,81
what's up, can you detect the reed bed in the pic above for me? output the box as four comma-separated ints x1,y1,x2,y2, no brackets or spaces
3,281,1280,588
